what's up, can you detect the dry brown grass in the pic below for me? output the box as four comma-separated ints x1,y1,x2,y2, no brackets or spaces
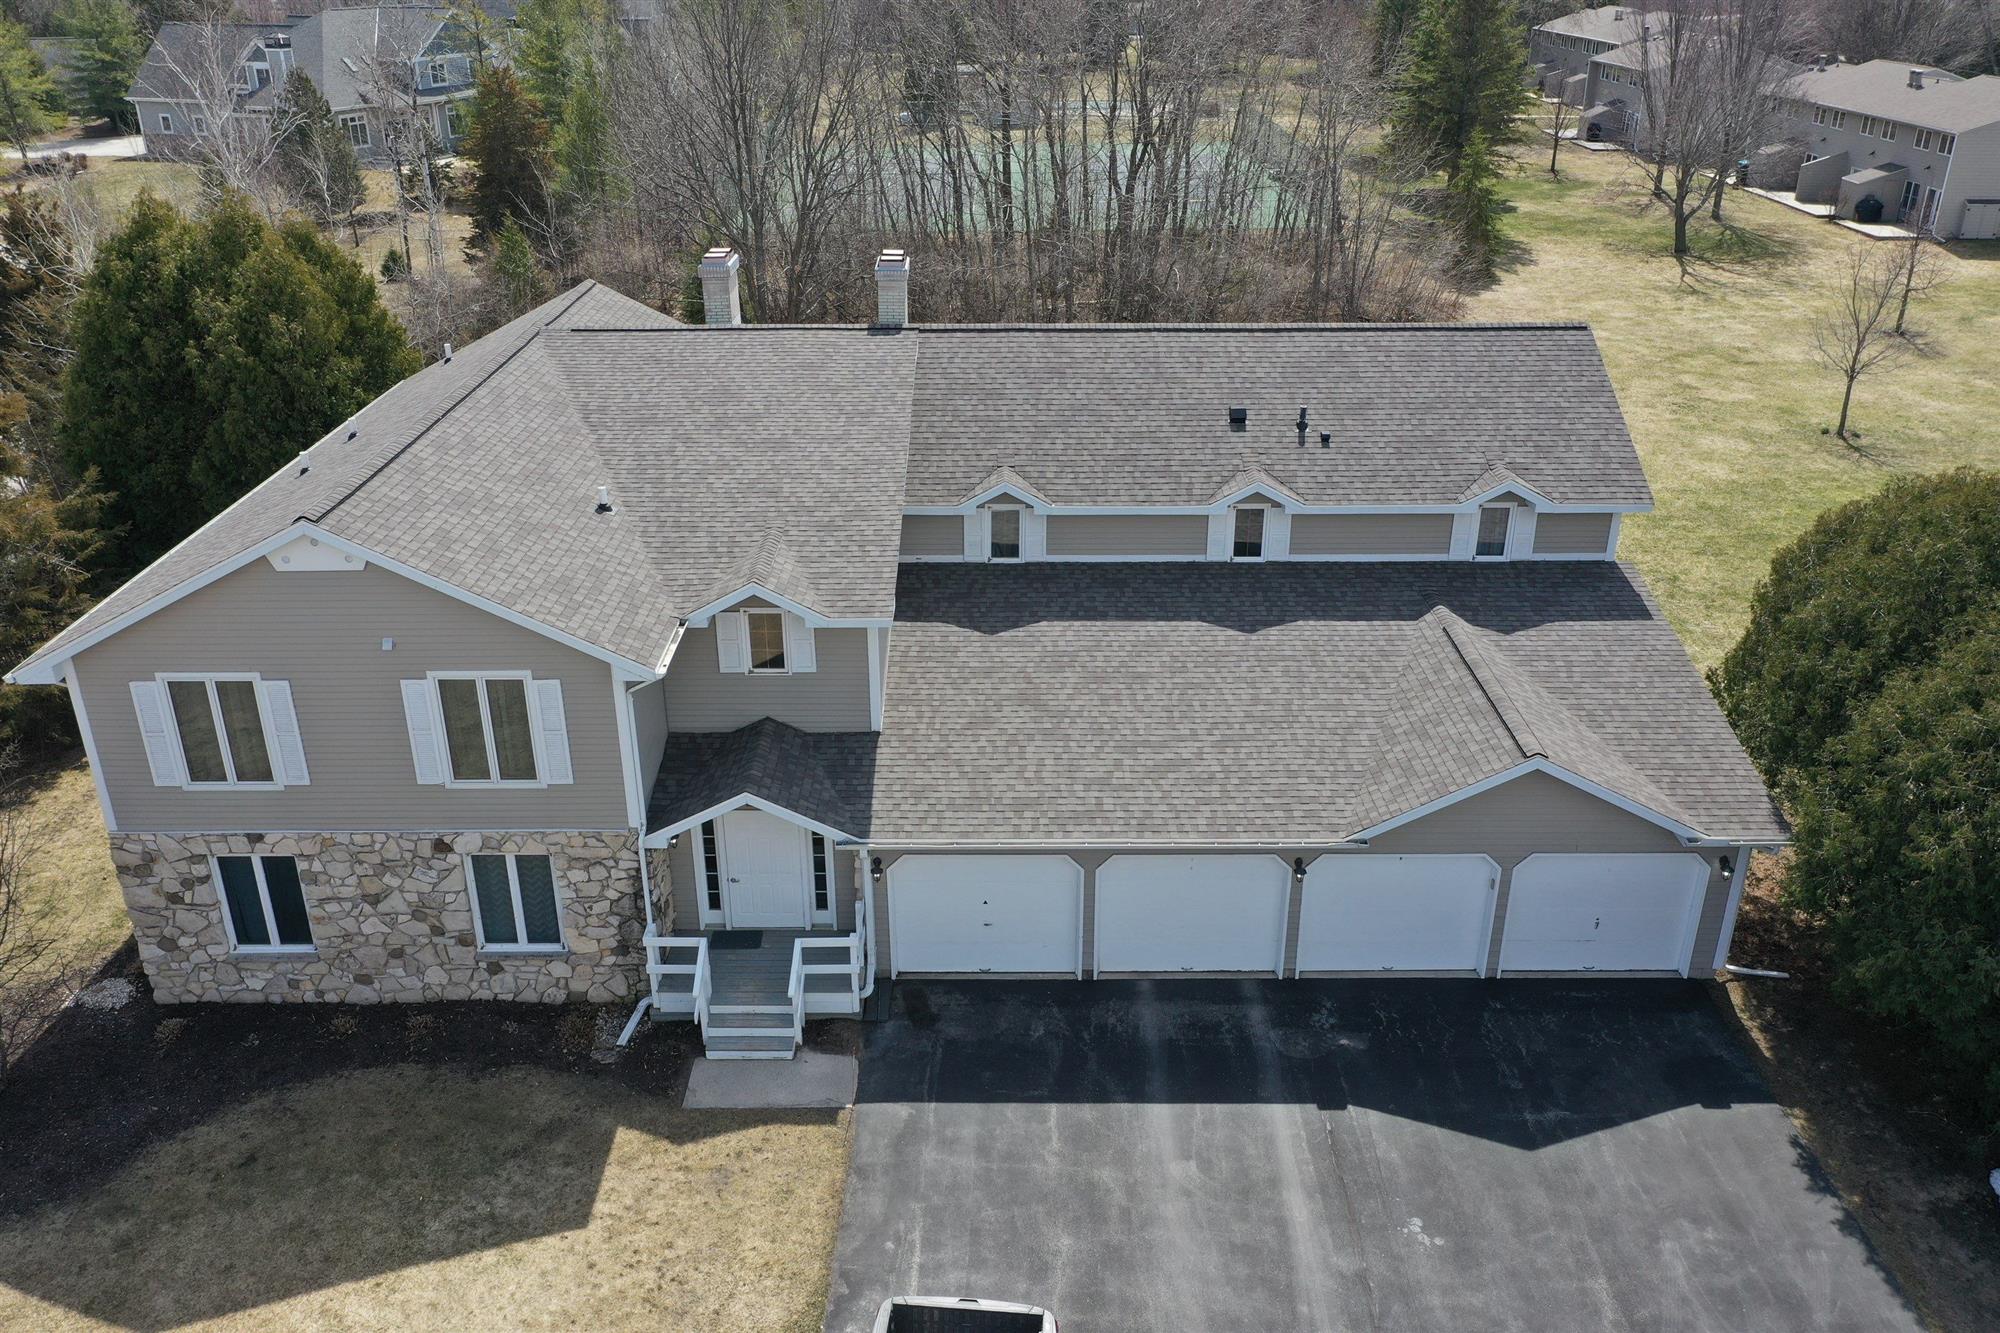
0,1065,849,1332
1473,142,2000,668
7,758,127,985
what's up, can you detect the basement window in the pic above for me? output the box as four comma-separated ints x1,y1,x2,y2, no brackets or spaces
468,852,564,951
1475,505,1512,558
1232,505,1266,560
217,855,313,952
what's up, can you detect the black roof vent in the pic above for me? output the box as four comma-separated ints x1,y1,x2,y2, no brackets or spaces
1228,406,1247,431
1319,431,1331,448
1296,406,1309,432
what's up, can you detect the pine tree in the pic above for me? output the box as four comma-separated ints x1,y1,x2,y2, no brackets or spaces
461,64,554,247
515,0,621,212
1371,0,1425,71
0,22,58,162
57,0,144,130
1390,0,1532,182
1446,128,1505,272
60,192,421,576
491,218,547,315
272,72,366,235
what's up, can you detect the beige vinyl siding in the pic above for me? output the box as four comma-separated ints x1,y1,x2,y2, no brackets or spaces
899,514,964,559
665,623,872,732
1532,512,1616,556
1288,513,1453,557
868,772,1733,979
632,676,668,794
74,561,629,832
1044,514,1209,557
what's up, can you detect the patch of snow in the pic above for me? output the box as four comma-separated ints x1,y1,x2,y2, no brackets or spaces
71,977,135,1011
1400,1217,1446,1249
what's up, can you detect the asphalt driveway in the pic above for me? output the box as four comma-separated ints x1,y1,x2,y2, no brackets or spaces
825,979,1918,1333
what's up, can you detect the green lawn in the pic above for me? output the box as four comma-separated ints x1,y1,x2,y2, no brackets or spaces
1471,142,2000,668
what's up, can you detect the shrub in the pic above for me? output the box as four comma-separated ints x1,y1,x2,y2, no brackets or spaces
1708,468,2000,795
1788,612,2000,1122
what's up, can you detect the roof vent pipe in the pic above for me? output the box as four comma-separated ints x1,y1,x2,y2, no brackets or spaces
699,247,742,327
442,342,452,361
594,485,614,515
874,248,910,328
1909,67,1926,89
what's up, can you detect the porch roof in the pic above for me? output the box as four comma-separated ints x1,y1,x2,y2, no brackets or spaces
646,719,877,842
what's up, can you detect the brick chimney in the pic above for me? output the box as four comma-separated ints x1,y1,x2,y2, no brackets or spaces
874,249,910,328
699,247,741,327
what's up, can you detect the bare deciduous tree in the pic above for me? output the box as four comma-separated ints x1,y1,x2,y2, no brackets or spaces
1806,0,1984,69
1890,234,1949,335
0,776,73,1081
1811,243,1919,439
150,4,309,214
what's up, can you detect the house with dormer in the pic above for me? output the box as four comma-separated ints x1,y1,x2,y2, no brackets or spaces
7,249,1786,1059
127,6,494,165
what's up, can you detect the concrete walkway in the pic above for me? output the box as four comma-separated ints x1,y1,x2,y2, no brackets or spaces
684,1048,856,1109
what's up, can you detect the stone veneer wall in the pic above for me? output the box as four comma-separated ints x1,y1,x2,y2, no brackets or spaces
643,846,675,935
111,830,645,1004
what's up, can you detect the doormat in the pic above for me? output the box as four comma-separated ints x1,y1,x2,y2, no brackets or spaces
709,931,764,950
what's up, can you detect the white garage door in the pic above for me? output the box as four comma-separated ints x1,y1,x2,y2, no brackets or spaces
1094,855,1288,974
1500,853,1709,974
1296,855,1497,973
889,855,1081,975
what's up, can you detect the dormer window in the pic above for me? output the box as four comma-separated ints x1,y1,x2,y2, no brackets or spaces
746,608,787,672
427,58,449,86
1475,505,1512,558
1232,505,1266,560
988,506,1022,560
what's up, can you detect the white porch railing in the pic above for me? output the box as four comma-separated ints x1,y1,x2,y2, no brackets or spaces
641,933,712,1035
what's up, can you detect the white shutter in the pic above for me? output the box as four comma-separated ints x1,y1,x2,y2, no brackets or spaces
714,611,750,674
533,679,574,784
1206,512,1232,561
1263,508,1292,559
260,680,310,786
400,679,447,785
129,681,187,787
962,513,985,561
782,613,817,673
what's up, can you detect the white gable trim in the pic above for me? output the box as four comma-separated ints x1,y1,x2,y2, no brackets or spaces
1345,758,1709,844
6,522,661,686
683,582,892,631
1461,478,1557,509
960,483,1051,511
643,793,860,847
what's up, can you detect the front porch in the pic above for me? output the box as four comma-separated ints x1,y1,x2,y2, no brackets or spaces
637,920,872,1059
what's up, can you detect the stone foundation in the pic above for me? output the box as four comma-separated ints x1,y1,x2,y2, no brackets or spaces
111,830,645,1004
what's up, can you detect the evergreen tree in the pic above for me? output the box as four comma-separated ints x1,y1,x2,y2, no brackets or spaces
461,64,554,246
1390,0,1532,181
1446,128,1505,272
271,72,366,235
0,22,58,162
58,0,145,130
1371,0,1425,70
490,218,547,315
0,471,105,755
515,0,621,212
60,192,421,576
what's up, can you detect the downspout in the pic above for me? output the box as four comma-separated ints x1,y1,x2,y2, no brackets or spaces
616,678,660,1046
854,846,877,1000
1710,845,1755,973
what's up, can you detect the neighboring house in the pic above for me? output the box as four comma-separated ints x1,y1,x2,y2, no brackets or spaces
1763,59,2000,237
7,253,1788,1060
1528,4,1648,105
127,6,493,166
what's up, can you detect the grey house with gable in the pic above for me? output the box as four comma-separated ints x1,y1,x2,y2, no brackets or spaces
10,251,1786,1060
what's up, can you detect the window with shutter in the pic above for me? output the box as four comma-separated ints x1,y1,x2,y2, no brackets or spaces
427,673,546,785
146,674,287,789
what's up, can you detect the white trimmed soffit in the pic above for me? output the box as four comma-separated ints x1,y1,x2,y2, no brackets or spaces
6,521,662,686
902,501,1650,518
682,581,894,632
1343,758,1712,845
643,793,860,848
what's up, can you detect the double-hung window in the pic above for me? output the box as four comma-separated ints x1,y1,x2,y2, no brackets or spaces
1231,506,1266,559
1830,110,1847,130
165,675,276,786
746,609,788,672
427,58,449,86
1475,505,1513,559
1880,120,1898,142
713,607,817,675
467,853,564,950
1859,115,1877,138
217,855,313,951
436,673,540,784
1938,133,1955,157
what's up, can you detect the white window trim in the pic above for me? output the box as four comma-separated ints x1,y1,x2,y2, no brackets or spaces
985,504,1026,562
1229,504,1271,561
694,820,725,927
1472,504,1515,561
744,607,790,675
158,112,173,133
426,58,449,86
810,832,837,926
1938,133,1955,157
212,854,315,955
464,852,568,953
156,672,285,792
426,670,548,789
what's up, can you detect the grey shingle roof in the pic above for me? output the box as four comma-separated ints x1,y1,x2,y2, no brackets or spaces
647,720,878,837
1537,5,1649,44
1788,60,2000,135
129,22,293,102
905,324,1650,507
856,562,1783,846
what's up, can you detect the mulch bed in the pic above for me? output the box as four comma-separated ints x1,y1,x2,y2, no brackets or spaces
0,946,855,1220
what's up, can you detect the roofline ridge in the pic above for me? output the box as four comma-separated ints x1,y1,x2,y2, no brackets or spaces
307,284,597,524
1434,612,1544,761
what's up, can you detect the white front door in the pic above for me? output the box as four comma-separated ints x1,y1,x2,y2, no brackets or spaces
720,809,811,929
